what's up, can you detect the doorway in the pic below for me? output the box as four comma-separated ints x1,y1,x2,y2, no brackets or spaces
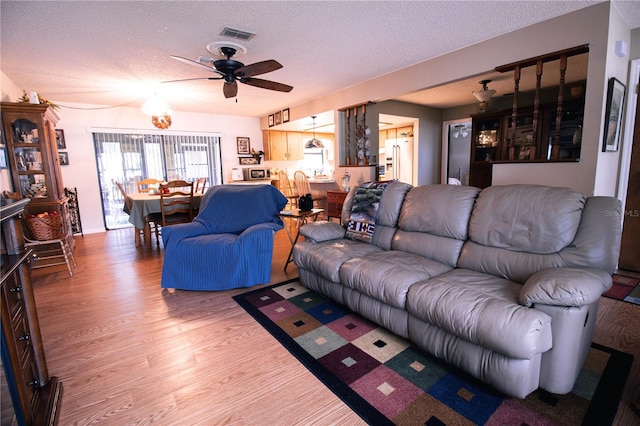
443,119,472,185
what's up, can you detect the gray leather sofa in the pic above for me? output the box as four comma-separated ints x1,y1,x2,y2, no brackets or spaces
293,183,622,398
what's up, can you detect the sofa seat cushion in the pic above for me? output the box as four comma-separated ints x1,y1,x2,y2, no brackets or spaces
406,269,552,360
339,250,452,309
293,239,383,283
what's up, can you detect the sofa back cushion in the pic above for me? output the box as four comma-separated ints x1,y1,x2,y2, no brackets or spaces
393,185,480,267
457,184,608,284
468,185,585,253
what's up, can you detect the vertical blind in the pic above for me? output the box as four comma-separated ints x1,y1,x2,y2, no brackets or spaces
92,130,222,229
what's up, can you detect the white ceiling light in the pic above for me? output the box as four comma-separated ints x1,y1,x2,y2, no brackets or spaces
472,79,496,112
141,94,173,129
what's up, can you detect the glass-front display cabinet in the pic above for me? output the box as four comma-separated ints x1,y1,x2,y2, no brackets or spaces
1,102,74,249
1,103,63,201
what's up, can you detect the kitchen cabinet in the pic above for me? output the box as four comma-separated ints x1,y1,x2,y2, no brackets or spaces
262,130,303,161
1,197,62,426
1,103,74,250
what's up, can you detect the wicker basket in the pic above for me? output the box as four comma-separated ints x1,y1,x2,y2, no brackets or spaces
26,214,64,241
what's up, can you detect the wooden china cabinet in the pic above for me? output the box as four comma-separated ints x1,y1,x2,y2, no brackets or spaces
1,102,74,250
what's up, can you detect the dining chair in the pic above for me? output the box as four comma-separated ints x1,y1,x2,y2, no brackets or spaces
148,180,194,244
293,171,325,213
195,177,207,194
116,181,160,245
278,171,298,210
136,178,162,193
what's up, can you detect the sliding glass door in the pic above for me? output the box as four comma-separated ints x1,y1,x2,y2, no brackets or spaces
93,131,222,229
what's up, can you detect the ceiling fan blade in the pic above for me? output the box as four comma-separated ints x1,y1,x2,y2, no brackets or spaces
161,76,223,84
240,77,293,92
170,55,224,76
224,81,238,98
235,60,283,78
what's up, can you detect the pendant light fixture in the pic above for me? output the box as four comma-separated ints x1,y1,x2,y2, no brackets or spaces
472,79,496,112
141,94,173,129
305,115,324,148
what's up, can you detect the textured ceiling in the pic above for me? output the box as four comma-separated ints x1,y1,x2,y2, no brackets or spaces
2,1,639,129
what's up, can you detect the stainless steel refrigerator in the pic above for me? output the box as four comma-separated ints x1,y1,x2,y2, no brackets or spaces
379,137,413,184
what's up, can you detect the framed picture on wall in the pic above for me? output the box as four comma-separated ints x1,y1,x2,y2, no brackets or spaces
602,77,625,152
282,108,290,123
268,114,275,127
274,111,281,125
58,152,69,166
236,137,251,155
239,157,260,165
55,129,66,149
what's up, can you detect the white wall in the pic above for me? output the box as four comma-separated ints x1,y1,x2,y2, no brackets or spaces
1,71,23,192
1,72,263,233
55,105,262,233
274,2,631,197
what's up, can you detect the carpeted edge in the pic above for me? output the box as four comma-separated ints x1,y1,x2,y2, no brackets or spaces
582,342,634,426
233,279,393,426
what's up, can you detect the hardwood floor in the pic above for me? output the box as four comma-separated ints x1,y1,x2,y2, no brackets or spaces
30,229,639,425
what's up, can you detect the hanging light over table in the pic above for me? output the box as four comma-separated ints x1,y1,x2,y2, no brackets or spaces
141,94,172,129
304,116,324,149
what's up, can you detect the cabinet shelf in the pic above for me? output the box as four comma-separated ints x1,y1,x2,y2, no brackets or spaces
469,99,584,188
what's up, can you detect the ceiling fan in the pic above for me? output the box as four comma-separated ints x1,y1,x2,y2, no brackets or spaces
168,44,293,99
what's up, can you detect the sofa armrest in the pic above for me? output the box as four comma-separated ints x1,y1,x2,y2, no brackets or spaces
162,221,208,246
519,267,612,307
299,221,345,242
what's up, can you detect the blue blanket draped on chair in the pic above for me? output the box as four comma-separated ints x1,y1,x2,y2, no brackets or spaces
161,184,288,291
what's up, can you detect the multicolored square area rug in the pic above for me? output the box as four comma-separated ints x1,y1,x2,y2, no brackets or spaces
233,279,633,425
603,274,640,306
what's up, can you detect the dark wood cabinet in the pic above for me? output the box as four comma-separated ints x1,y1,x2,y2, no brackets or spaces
469,100,583,188
326,190,347,222
1,198,62,425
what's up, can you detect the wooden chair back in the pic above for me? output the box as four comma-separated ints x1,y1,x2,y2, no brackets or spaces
195,177,207,194
137,178,162,193
293,171,312,196
115,182,133,213
278,171,298,210
158,180,194,226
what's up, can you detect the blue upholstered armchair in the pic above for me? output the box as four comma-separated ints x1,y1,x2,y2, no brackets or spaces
161,184,287,291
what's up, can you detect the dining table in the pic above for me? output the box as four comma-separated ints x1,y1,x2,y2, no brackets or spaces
127,192,204,246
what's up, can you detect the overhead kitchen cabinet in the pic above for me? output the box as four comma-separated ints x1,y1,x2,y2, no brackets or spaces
262,130,303,161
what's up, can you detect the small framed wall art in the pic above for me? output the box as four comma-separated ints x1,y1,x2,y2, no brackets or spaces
274,111,282,125
237,137,251,155
239,157,260,165
55,129,66,149
58,152,69,166
282,108,290,123
268,114,275,127
602,77,625,152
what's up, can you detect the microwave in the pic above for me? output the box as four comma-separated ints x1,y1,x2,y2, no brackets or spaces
242,167,271,181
